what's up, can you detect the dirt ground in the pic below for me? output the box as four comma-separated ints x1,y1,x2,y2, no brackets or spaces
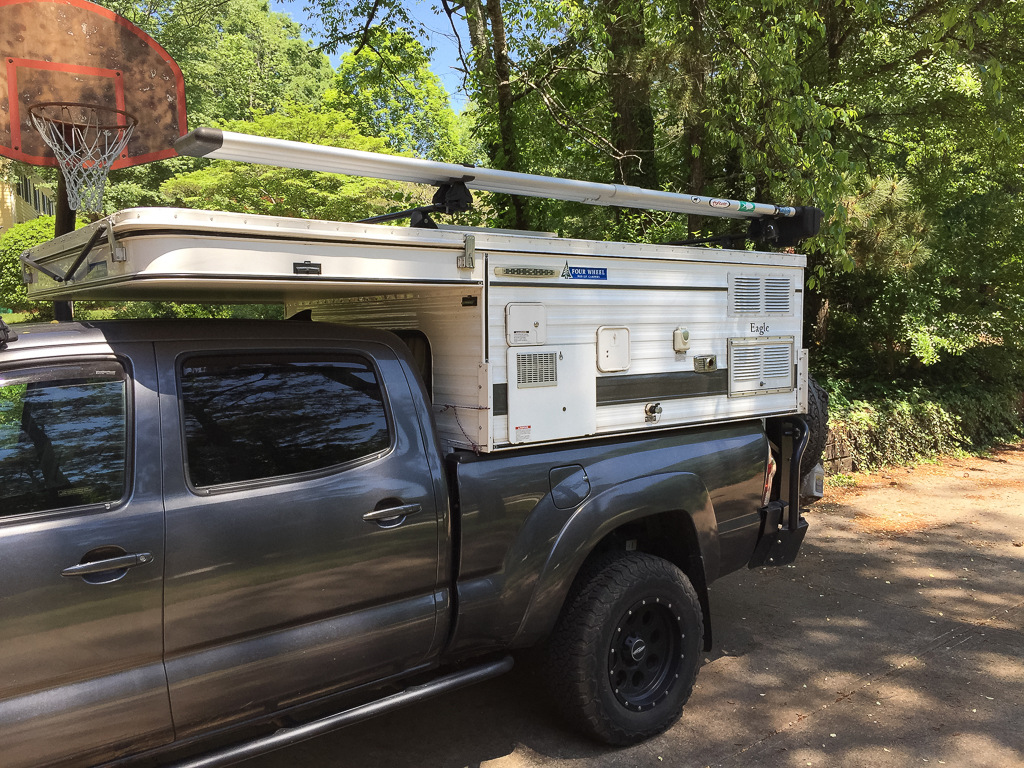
240,443,1024,768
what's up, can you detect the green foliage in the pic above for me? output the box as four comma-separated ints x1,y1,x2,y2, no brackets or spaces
325,27,469,162
94,0,335,213
832,396,967,470
0,217,58,314
826,473,857,488
110,302,284,320
95,0,334,125
823,363,1024,471
161,107,421,219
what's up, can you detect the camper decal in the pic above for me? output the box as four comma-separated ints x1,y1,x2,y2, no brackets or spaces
561,262,608,280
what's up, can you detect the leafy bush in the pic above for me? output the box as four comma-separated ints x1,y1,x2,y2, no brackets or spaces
0,217,58,314
823,374,1024,471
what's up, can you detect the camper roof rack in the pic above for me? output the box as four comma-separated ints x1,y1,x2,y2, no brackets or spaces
175,127,823,246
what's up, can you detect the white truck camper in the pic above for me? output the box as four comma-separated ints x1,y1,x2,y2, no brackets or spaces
21,128,825,457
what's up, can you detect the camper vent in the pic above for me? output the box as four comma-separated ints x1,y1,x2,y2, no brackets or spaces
517,352,558,388
729,275,793,315
728,338,795,396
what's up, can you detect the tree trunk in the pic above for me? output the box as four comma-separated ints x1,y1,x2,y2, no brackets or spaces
685,0,707,236
484,0,528,229
601,0,657,190
457,0,528,229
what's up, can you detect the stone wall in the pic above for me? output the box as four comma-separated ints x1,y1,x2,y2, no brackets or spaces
822,423,856,474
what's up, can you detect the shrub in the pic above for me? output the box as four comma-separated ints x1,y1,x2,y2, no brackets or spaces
823,378,1024,471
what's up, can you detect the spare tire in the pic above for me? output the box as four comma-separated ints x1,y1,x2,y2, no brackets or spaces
801,375,829,476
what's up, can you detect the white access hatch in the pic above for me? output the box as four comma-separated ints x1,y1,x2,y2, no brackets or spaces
506,344,597,444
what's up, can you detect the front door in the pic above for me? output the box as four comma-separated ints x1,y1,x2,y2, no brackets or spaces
0,350,171,768
157,339,444,736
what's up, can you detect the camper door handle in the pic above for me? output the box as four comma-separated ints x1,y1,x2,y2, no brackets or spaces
363,504,422,524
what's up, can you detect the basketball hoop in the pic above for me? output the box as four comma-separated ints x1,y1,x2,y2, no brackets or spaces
29,102,137,213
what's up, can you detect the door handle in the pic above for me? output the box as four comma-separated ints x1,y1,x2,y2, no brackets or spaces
61,552,155,578
362,504,422,523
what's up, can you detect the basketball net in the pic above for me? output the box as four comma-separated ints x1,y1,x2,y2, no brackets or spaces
29,102,137,213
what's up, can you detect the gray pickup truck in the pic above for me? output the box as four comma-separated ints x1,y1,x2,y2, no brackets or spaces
0,317,811,768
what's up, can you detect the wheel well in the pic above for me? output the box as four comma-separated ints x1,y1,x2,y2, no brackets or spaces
581,511,713,651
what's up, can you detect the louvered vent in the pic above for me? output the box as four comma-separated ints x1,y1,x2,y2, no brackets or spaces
728,338,795,396
729,274,793,315
517,352,558,388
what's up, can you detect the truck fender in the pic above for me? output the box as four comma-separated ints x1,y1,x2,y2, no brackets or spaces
512,471,719,649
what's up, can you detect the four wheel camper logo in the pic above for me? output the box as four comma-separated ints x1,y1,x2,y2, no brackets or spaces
561,262,608,280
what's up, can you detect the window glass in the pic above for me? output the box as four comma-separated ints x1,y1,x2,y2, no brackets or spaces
0,364,128,517
180,354,390,488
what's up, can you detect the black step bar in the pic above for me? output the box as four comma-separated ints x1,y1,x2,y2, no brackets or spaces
165,656,514,768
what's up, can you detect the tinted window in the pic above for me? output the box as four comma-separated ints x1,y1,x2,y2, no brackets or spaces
180,354,390,488
0,364,128,517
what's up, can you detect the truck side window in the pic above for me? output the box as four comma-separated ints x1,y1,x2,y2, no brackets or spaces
0,363,128,517
180,353,390,488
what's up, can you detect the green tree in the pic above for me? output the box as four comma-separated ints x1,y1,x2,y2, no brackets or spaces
326,27,468,162
98,0,335,212
0,217,59,315
160,106,420,219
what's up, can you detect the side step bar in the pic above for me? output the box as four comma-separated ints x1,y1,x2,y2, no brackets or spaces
168,656,514,768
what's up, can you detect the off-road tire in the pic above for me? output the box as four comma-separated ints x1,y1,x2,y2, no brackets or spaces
542,552,703,745
801,375,829,476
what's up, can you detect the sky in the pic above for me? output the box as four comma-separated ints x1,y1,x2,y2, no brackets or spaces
269,0,469,109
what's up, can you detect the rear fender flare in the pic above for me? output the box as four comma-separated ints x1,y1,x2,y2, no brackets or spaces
513,472,718,647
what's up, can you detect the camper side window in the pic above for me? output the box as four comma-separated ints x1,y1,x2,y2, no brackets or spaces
179,353,391,488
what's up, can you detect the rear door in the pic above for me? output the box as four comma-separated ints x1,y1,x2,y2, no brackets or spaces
157,338,445,736
0,349,171,768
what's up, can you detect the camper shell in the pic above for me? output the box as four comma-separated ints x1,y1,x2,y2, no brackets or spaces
22,207,810,454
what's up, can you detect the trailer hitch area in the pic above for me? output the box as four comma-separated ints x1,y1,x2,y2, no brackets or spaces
748,500,808,568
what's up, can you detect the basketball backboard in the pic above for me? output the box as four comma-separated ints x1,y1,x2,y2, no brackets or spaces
0,0,187,169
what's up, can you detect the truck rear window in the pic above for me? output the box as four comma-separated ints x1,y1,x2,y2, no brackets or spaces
0,363,128,517
179,353,390,488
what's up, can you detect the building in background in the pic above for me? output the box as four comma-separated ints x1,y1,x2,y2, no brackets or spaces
1,160,56,232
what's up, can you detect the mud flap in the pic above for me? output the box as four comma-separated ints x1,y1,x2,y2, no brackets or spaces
748,500,809,568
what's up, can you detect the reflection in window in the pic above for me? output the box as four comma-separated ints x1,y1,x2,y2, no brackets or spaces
0,365,128,517
180,354,390,488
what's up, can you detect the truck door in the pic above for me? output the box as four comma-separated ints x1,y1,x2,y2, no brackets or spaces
156,339,445,737
0,352,171,768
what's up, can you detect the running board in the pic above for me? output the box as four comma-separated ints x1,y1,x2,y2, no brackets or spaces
167,656,514,768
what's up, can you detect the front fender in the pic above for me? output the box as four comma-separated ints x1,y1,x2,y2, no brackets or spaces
512,471,718,647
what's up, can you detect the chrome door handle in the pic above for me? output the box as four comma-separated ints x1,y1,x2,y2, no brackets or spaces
61,552,154,578
362,504,422,523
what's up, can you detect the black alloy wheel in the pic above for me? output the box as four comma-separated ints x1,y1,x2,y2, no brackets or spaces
609,597,682,712
542,552,703,745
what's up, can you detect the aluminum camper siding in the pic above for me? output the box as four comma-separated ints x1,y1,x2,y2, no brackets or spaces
293,234,806,452
22,208,807,453
483,247,804,449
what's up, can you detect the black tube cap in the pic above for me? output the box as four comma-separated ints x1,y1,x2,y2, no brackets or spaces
174,127,225,158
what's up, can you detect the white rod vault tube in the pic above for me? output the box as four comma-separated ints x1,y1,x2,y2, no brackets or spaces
175,128,796,221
